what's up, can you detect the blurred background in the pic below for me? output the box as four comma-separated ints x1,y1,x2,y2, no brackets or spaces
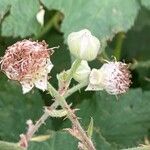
0,1,150,150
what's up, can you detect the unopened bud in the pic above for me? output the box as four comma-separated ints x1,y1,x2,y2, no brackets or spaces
67,29,101,61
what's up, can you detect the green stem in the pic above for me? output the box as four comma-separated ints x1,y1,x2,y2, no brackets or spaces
113,32,125,60
19,81,88,147
47,83,96,150
130,60,150,70
64,81,88,98
34,12,61,40
66,59,82,84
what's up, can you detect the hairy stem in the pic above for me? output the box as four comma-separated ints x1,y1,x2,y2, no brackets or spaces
19,81,88,148
113,32,125,60
19,59,90,149
26,110,50,140
47,83,96,150
58,58,82,95
19,108,51,148
64,81,88,98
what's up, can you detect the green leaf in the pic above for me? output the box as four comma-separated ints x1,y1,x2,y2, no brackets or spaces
41,0,140,41
141,0,150,10
43,29,71,87
133,7,150,31
0,74,44,142
28,131,78,150
0,71,113,149
1,0,41,37
75,89,150,149
120,9,150,90
0,141,23,150
29,130,113,150
0,0,12,23
0,131,77,150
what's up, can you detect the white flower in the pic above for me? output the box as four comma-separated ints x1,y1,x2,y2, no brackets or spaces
86,61,131,95
73,60,91,82
1,40,53,94
67,29,101,61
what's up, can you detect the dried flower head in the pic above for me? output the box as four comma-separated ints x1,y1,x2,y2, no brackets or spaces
1,39,53,94
86,61,131,95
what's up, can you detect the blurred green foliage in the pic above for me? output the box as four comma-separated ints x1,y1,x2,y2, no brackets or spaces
0,0,150,150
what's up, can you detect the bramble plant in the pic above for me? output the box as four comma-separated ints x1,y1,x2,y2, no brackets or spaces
0,29,131,150
0,1,150,150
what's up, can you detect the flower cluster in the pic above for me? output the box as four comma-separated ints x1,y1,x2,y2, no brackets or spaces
68,29,131,95
1,40,53,94
0,29,131,95
0,29,132,150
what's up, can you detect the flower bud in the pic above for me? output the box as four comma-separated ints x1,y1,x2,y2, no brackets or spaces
86,61,131,95
67,29,100,61
73,60,91,82
1,40,53,94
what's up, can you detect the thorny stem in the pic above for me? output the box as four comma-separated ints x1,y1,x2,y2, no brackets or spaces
19,59,94,149
19,82,88,148
49,81,88,109
47,83,96,150
25,110,49,141
64,81,88,99
19,109,50,148
58,58,82,95
19,107,67,148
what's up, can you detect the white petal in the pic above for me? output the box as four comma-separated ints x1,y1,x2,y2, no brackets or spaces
86,83,103,91
46,59,53,73
80,33,90,57
89,69,102,85
34,74,47,91
20,81,34,94
85,68,104,91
